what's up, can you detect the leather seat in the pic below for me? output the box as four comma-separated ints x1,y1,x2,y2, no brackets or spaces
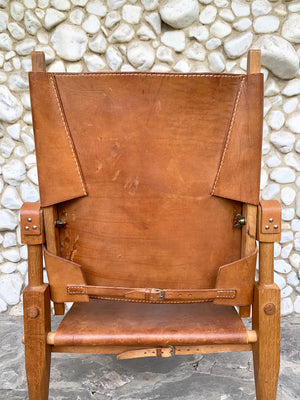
54,300,248,346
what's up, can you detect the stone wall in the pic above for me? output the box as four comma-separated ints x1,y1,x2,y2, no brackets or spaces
0,0,299,316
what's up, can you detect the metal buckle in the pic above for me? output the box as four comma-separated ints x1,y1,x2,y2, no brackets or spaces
153,288,165,301
168,345,175,356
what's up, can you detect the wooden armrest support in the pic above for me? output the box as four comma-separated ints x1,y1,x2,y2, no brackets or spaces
21,202,45,245
257,200,281,243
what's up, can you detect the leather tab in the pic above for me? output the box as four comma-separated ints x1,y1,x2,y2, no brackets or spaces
20,202,44,244
257,200,281,242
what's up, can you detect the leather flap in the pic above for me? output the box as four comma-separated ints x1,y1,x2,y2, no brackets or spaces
214,247,257,306
44,248,89,303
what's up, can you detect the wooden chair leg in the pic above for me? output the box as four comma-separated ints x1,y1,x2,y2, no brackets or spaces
252,283,281,400
23,284,51,400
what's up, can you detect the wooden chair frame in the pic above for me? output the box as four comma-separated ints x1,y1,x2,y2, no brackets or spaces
22,50,281,400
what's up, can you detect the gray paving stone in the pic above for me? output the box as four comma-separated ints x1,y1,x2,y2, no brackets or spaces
0,315,299,399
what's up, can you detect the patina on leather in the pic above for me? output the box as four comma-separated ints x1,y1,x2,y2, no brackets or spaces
29,72,263,305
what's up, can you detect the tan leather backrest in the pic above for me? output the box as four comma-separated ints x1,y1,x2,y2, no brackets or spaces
29,72,263,292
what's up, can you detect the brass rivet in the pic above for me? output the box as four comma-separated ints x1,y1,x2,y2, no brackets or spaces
27,307,40,319
269,218,273,222
274,225,278,229
32,225,37,230
265,225,269,230
264,303,276,315
25,226,29,231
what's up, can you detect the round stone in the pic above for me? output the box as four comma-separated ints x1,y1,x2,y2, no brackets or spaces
141,0,159,11
286,112,300,134
159,0,199,29
188,26,209,43
275,259,292,274
0,33,12,51
200,5,217,24
186,42,206,61
44,8,66,30
105,11,120,28
51,0,70,10
267,110,285,131
0,137,15,158
127,41,155,71
224,32,253,59
0,85,23,123
0,273,23,305
253,35,299,79
157,46,174,64
51,24,88,61
89,33,107,54
270,131,295,153
8,73,29,92
174,59,190,73
108,23,134,43
20,182,39,202
281,297,293,316
284,153,300,171
105,46,122,71
270,167,295,184
251,0,272,16
262,183,280,200
282,13,300,44
208,51,225,72
24,10,41,35
233,18,252,32
86,0,107,16
84,54,105,72
232,0,250,17
145,12,161,34
161,30,185,52
281,187,296,206
15,39,36,56
0,209,18,231
82,15,100,34
1,186,23,209
10,1,25,21
253,16,280,34
210,19,231,38
7,22,25,40
2,159,26,185
122,5,142,25
282,79,300,97
137,24,156,40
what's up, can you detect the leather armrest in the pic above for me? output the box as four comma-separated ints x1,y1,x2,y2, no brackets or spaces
20,202,45,245
256,200,281,243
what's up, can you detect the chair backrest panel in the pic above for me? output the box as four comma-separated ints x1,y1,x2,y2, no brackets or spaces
29,72,263,291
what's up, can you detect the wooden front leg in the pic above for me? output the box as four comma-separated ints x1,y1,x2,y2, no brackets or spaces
252,200,281,400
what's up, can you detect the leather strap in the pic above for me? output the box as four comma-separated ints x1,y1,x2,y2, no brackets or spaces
67,285,236,303
117,343,253,360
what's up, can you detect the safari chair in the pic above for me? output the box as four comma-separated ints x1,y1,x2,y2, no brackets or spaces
21,50,281,400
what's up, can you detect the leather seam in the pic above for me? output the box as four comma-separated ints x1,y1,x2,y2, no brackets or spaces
210,77,246,195
49,76,87,196
53,73,248,79
88,296,212,303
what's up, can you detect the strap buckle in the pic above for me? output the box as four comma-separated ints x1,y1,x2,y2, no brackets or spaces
153,288,165,301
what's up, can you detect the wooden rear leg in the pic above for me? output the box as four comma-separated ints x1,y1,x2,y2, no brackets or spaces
252,283,281,400
23,285,51,400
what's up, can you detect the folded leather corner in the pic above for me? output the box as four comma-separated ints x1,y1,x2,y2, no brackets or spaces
211,74,263,205
213,247,257,306
29,73,87,207
44,249,89,303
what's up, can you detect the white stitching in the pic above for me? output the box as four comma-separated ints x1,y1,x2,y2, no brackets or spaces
54,73,245,79
88,296,212,304
211,77,246,195
49,76,87,196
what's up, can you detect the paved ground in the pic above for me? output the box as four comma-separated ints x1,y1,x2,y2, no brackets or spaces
0,314,299,400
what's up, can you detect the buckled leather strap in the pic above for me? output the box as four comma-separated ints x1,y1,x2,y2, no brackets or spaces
67,285,236,303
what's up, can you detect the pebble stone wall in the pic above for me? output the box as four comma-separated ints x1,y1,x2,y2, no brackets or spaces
0,0,299,316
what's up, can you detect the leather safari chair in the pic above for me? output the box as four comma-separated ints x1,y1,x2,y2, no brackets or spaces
22,50,281,400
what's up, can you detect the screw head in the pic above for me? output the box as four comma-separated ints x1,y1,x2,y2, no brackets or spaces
27,218,32,222
274,225,278,229
32,225,37,230
25,226,29,231
265,225,269,230
269,218,273,222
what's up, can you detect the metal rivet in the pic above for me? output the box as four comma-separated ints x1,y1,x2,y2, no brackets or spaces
265,225,269,230
32,225,37,230
274,225,278,229
27,217,32,222
269,218,273,222
25,226,29,231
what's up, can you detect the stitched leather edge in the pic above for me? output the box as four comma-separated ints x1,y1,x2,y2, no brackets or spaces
211,77,246,195
49,75,87,197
